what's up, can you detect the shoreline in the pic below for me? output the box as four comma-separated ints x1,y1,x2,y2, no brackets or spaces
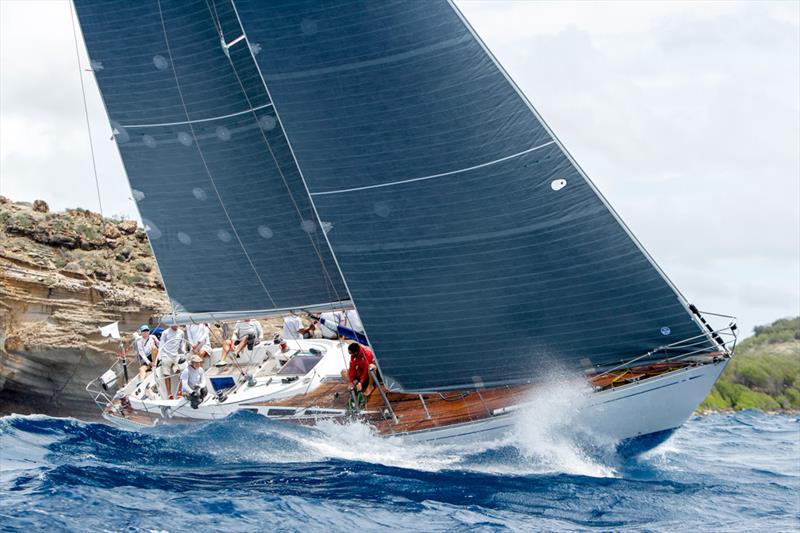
695,408,799,416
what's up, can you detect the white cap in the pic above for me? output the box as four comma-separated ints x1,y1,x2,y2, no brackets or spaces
190,355,203,363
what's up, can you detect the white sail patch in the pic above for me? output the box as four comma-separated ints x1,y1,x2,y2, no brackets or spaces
300,220,317,233
215,126,232,141
142,134,157,148
177,132,193,146
192,187,207,201
257,225,274,239
259,115,277,131
152,54,170,70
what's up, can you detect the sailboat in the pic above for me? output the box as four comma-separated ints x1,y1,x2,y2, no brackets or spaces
76,0,736,450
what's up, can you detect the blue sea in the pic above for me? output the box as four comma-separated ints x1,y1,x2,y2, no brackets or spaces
1,410,797,532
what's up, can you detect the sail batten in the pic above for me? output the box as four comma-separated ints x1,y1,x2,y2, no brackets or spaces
119,103,273,129
310,141,557,197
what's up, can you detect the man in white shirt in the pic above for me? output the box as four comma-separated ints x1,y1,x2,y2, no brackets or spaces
318,311,343,339
133,324,159,380
186,323,210,355
344,310,363,334
218,319,263,366
157,325,185,399
181,355,208,409
282,315,316,340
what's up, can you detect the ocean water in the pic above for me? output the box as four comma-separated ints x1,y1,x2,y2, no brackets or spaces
0,409,797,532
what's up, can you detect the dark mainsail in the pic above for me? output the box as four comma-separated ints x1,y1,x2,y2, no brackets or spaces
74,0,715,391
73,0,348,316
232,0,715,391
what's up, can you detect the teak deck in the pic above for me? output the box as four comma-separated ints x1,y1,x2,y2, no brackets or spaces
258,382,532,435
258,359,709,435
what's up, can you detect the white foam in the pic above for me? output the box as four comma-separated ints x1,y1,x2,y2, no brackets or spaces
510,376,618,478
301,419,473,472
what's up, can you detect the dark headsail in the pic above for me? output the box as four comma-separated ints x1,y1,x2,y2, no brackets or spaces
74,0,715,391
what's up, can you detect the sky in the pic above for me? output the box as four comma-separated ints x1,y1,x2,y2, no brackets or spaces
0,0,798,338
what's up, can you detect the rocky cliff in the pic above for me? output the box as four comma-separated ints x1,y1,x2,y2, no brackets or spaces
0,198,170,418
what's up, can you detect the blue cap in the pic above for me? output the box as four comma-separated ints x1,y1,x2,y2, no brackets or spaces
139,324,150,332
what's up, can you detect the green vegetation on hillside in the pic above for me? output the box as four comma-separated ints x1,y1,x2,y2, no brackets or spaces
701,317,800,411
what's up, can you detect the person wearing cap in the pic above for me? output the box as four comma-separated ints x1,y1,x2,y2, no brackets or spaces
341,342,376,394
133,325,159,380
180,354,208,409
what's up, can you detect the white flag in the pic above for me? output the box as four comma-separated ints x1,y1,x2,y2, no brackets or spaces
99,321,121,340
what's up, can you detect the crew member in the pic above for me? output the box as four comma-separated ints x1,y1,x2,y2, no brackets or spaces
341,342,376,393
133,324,159,380
157,324,185,399
282,315,317,340
186,322,210,355
218,319,263,366
180,355,208,409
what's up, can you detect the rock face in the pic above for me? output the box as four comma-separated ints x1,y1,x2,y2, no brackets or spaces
0,201,170,418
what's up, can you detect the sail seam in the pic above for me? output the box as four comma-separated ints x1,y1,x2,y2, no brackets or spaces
155,0,277,308
310,140,555,196
229,0,381,372
120,103,273,129
211,0,347,307
445,0,713,349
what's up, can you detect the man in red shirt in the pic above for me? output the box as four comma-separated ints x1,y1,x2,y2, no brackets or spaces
342,342,376,393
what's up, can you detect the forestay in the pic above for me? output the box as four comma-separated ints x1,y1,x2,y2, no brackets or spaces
233,0,716,391
73,0,348,315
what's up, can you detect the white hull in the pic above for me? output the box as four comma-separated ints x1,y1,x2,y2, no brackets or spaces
396,359,728,445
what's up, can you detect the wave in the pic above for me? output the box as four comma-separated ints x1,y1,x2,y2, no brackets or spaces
1,411,797,532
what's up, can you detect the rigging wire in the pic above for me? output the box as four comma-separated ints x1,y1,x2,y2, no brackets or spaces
68,0,104,217
205,1,366,378
204,0,346,309
155,0,277,309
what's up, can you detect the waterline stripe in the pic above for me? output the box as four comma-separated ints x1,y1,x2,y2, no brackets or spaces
120,103,273,129
310,140,555,196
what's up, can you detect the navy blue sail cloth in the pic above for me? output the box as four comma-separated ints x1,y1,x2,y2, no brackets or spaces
317,317,368,346
74,0,347,314
235,0,714,391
